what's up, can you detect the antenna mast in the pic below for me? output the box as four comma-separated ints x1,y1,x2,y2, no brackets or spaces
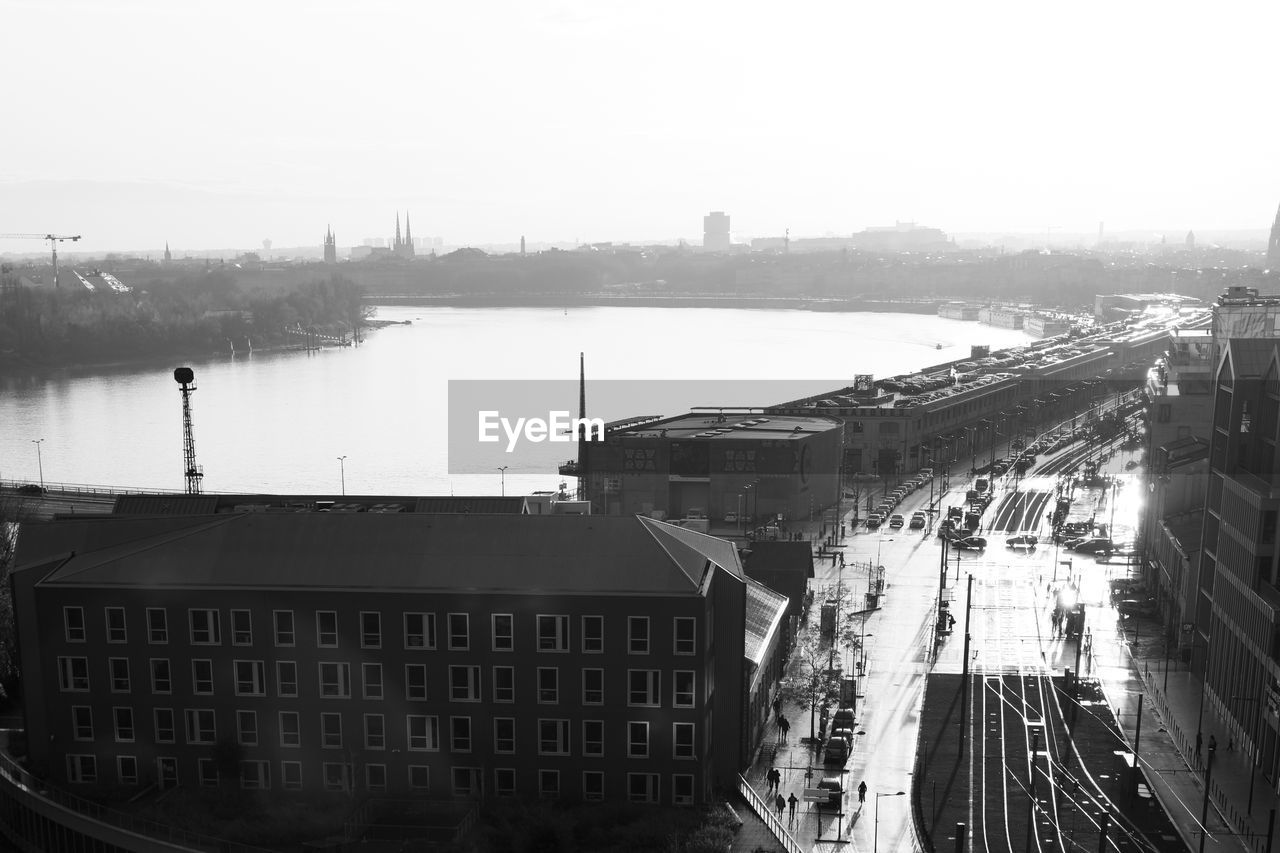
173,367,204,494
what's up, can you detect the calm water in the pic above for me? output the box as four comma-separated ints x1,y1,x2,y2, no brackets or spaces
0,306,1033,495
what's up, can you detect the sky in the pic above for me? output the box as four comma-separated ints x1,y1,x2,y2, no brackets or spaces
2,0,1279,254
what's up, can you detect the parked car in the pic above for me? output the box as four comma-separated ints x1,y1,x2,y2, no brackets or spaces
817,777,844,809
889,514,906,528
823,734,851,765
723,511,738,523
975,478,989,493
953,536,988,550
832,707,855,731
910,512,927,529
1006,534,1039,549
866,515,883,529
1071,538,1114,554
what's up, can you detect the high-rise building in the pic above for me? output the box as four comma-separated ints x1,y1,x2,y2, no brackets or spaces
323,226,337,264
703,211,730,252
1268,203,1280,269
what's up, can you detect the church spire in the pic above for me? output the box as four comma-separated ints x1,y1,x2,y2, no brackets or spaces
405,211,412,243
1269,202,1280,269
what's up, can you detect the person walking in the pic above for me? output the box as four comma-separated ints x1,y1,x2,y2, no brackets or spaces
775,793,786,818
767,767,781,795
858,780,867,804
776,714,785,744
780,716,790,743
788,792,798,822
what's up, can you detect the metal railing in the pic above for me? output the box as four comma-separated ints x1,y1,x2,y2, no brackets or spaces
736,773,803,853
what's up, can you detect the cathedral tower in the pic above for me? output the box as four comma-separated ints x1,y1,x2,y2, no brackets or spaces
323,226,337,264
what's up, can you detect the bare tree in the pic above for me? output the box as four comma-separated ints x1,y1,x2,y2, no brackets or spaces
778,624,843,742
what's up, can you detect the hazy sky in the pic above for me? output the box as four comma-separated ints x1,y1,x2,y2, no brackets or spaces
3,0,1278,253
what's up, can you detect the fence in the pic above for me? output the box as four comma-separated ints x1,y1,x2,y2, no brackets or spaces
736,773,804,853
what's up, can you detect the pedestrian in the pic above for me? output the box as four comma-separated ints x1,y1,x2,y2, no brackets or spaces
776,715,784,744
768,767,781,795
775,793,785,817
780,717,790,742
1209,734,1217,753
788,792,798,821
773,697,782,718
1195,731,1203,762
858,780,867,804
1228,738,1235,752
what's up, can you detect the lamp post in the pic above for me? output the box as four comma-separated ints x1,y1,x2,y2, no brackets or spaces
336,455,347,496
737,493,744,536
874,790,906,853
31,439,44,490
497,465,508,497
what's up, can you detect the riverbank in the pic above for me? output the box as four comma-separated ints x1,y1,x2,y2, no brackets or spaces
361,292,943,313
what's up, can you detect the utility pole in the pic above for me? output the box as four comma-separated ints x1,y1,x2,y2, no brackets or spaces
1199,746,1216,853
959,573,974,759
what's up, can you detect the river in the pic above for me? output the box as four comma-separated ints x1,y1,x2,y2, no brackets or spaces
0,306,1034,496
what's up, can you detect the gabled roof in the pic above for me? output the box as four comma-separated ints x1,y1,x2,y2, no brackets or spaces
19,513,737,596
1219,338,1280,381
743,577,789,670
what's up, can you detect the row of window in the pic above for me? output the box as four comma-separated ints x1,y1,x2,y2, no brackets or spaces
56,657,699,708
65,754,695,803
70,706,697,759
62,607,699,655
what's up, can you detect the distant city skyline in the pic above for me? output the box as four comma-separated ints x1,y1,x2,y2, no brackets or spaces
3,0,1278,254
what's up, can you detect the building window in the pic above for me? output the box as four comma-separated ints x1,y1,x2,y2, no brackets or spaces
450,716,472,752
492,613,514,651
321,712,342,749
494,767,516,797
231,609,252,645
241,761,269,790
405,612,436,649
192,659,214,695
1157,404,1172,423
673,722,695,759
583,770,604,801
113,707,135,742
154,708,175,743
628,722,649,758
316,611,338,647
537,614,569,652
364,713,385,750
273,610,295,646
582,615,604,653
537,667,558,704
199,758,219,786
64,606,86,642
674,617,696,655
105,607,127,643
452,767,480,797
117,755,138,786
319,662,352,698
109,657,131,693
583,720,604,757
234,660,266,696
360,611,381,648
628,670,659,706
628,617,649,654
67,755,97,784
185,709,216,744
628,772,659,803
582,668,604,705
409,765,430,791
362,663,384,700
407,715,440,751
237,710,258,746
538,769,560,799
277,661,298,698
365,764,387,793
493,666,515,703
71,706,93,741
189,609,220,645
279,711,301,747
281,761,303,790
146,608,168,644
448,613,469,650
449,665,481,702
405,664,427,701
673,773,695,805
157,757,178,789
674,671,695,708
538,719,569,755
494,717,516,754
150,659,172,694
323,762,350,792
58,656,89,691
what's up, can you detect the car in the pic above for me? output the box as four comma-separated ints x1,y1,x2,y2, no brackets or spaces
723,511,738,523
1062,536,1090,549
817,777,844,809
889,514,905,528
910,512,926,529
1006,534,1038,549
975,478,990,493
832,707,855,730
865,515,883,529
1071,538,1114,554
953,536,987,550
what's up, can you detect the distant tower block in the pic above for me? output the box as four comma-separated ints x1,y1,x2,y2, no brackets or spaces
1268,203,1280,268
173,367,204,494
1185,230,1195,249
262,239,272,260
521,235,526,256
703,211,730,251
323,226,337,263
163,242,172,263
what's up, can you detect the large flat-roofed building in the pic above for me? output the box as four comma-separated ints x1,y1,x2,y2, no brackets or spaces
579,412,843,525
12,513,756,806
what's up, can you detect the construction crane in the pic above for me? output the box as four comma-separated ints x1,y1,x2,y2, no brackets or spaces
0,233,82,288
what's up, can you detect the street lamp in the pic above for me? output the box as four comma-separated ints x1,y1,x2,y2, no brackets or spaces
874,790,906,853
497,466,508,497
31,439,44,490
336,455,347,496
